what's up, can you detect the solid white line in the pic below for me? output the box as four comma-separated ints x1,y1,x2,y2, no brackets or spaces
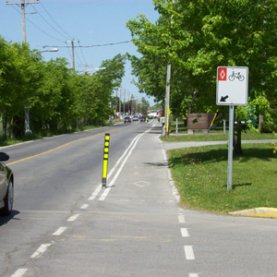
184,245,195,260
80,203,89,210
109,134,143,187
88,184,102,200
181,228,190,237
52,226,67,236
98,133,144,201
98,187,112,201
11,268,28,277
67,214,80,222
162,148,167,162
178,214,185,224
189,274,199,277
106,133,141,178
31,243,51,259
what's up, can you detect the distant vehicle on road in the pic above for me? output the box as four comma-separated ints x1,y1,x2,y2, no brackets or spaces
0,152,14,216
124,116,132,124
147,111,158,119
132,115,139,121
139,115,144,122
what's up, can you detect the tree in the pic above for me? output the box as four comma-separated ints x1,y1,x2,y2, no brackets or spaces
127,0,277,143
31,58,73,133
0,36,127,137
0,40,44,137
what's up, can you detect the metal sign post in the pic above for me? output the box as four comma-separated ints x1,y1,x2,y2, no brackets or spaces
227,105,235,191
216,66,249,191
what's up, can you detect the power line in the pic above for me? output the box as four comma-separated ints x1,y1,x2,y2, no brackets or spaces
32,5,69,40
78,40,131,48
10,4,65,43
7,0,75,44
77,40,89,68
40,1,72,39
43,40,131,49
26,13,66,43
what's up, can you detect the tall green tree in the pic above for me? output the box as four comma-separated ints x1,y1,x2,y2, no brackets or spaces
72,54,126,126
31,58,74,133
127,0,276,127
0,40,43,137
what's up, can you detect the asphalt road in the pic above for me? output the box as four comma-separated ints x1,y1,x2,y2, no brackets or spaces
0,121,276,277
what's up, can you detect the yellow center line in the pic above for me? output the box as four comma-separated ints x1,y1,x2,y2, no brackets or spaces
7,140,79,166
6,131,106,166
6,126,124,166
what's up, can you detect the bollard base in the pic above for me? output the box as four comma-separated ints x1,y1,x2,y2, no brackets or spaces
102,178,107,188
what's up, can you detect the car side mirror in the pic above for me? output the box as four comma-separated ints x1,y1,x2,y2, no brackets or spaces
0,152,10,162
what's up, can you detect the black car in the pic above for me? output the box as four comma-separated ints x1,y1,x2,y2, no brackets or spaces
0,152,14,216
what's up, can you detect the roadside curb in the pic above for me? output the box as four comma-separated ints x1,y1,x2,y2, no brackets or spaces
229,207,277,219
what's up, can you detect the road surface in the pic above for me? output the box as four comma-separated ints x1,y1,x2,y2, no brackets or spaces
0,121,276,277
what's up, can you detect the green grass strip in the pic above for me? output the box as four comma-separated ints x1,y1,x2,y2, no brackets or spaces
168,143,277,214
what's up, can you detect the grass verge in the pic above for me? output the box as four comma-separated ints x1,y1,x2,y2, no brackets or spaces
168,143,277,213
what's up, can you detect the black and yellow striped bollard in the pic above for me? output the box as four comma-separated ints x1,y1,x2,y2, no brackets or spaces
102,133,110,187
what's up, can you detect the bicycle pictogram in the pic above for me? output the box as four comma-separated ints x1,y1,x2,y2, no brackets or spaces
228,71,245,81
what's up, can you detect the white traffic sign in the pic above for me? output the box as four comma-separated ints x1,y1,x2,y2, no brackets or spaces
216,66,249,106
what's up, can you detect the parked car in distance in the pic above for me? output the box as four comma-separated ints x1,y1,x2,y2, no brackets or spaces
124,116,132,124
0,152,14,216
139,115,144,122
147,111,158,119
132,115,139,121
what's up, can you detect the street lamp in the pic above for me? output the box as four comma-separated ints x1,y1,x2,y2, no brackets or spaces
39,47,59,53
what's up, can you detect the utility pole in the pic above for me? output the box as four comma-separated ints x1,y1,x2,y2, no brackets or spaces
6,0,39,135
123,88,126,115
21,0,27,43
163,0,175,136
70,39,76,70
118,87,122,117
164,63,171,135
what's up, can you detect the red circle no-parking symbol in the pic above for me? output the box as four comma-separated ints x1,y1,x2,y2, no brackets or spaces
218,67,227,81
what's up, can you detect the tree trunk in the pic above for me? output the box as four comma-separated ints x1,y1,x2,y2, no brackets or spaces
234,121,243,156
258,114,264,132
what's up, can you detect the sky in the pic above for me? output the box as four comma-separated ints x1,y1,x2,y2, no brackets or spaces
0,0,159,105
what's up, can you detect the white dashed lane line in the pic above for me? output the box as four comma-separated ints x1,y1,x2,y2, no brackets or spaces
184,245,195,260
67,213,80,222
178,212,198,276
189,273,199,277
31,243,52,259
88,184,102,200
11,268,28,277
98,187,112,201
80,203,89,210
178,214,186,224
180,228,190,238
52,226,67,236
